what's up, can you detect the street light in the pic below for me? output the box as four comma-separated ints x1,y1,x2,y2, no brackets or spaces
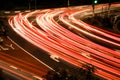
92,0,98,16
94,0,98,4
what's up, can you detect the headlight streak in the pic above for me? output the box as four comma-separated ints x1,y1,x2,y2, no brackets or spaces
8,4,120,79
36,10,120,78
69,4,120,48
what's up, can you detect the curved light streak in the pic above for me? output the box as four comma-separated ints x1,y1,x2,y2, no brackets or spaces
8,4,120,79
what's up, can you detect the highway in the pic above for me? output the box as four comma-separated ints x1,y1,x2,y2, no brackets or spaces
67,4,120,49
0,30,51,79
8,3,120,79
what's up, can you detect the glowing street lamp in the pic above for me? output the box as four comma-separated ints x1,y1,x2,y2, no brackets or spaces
94,0,98,4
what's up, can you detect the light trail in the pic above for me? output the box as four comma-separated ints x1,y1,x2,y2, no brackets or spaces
8,4,120,79
67,4,120,49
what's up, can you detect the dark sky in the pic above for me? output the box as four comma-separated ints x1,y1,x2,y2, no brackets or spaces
0,0,119,10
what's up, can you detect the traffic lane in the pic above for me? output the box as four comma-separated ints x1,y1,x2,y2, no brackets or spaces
0,60,33,80
0,32,50,77
0,36,50,74
0,52,49,77
8,7,120,79
27,10,120,78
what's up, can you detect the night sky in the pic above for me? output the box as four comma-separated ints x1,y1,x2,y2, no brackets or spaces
0,0,119,10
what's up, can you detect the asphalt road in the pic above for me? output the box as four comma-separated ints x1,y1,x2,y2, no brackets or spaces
0,35,51,79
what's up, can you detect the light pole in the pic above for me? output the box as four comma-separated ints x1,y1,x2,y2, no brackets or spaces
35,0,37,9
67,0,70,7
92,0,98,16
29,1,30,10
28,0,31,10
108,0,111,15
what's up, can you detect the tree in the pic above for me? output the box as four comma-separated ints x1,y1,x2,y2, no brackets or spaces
43,70,59,80
82,63,96,80
44,68,78,80
0,68,4,80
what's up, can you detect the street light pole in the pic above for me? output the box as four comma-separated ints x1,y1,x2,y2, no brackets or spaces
92,0,98,16
68,0,70,7
108,0,111,15
29,1,31,10
35,0,37,9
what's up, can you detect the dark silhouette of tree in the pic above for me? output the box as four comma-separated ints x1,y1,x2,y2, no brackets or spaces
44,68,78,80
0,18,8,37
0,68,4,80
82,63,96,73
82,63,97,80
43,70,59,80
0,68,9,80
